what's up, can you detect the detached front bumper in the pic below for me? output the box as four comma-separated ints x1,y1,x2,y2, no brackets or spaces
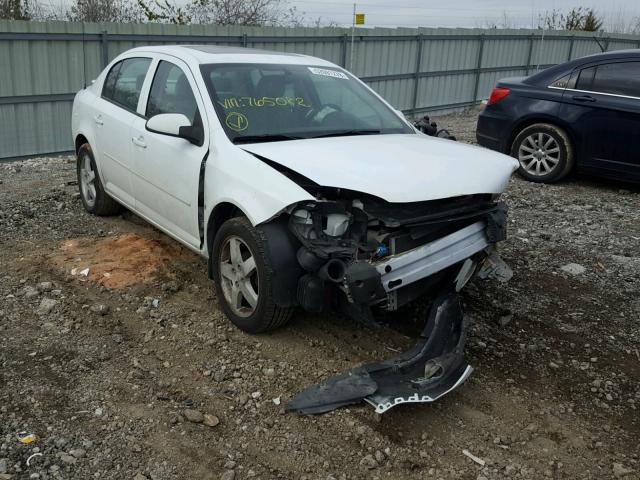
287,289,472,415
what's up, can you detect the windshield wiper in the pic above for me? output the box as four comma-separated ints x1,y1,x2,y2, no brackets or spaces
233,134,303,144
309,129,381,139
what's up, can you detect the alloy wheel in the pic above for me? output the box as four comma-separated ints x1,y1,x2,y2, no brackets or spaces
518,132,561,176
79,152,97,207
219,235,259,317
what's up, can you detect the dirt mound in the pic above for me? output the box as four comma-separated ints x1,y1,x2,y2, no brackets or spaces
50,233,186,288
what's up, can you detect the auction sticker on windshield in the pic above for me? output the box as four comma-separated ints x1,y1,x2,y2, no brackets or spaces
308,67,349,80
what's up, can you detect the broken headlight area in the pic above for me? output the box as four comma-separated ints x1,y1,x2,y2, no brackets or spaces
279,190,511,415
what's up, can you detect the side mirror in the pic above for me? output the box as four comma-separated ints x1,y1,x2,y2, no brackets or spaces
146,113,203,146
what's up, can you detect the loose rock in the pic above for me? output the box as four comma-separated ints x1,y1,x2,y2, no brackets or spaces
613,463,634,478
36,298,58,315
203,413,220,427
560,263,586,275
360,454,378,469
183,409,204,423
221,471,235,480
89,304,110,316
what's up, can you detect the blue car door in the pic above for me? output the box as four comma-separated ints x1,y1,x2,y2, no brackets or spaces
559,60,640,181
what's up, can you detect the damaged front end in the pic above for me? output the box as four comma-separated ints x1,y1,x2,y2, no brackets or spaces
288,190,509,321
277,188,512,414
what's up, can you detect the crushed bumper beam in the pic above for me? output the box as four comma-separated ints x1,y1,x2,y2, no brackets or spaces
286,289,471,415
375,221,489,293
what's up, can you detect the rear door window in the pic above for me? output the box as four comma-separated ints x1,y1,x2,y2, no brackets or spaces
576,62,640,97
576,66,596,91
102,57,151,112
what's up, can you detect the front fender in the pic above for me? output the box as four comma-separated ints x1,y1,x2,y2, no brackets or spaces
203,139,314,229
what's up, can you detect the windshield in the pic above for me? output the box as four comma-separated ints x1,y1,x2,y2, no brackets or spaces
200,63,413,143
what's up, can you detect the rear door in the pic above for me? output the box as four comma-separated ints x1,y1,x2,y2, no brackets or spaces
129,56,209,249
560,60,640,179
95,56,152,207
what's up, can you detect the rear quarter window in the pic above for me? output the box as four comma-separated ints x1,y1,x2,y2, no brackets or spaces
102,62,121,100
550,73,574,89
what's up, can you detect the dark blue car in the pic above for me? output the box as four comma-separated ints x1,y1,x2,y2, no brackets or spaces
476,49,640,183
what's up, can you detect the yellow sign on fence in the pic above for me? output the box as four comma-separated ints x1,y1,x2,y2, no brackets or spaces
355,13,365,25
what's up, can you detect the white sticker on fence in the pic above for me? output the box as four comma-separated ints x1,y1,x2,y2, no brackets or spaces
308,67,349,79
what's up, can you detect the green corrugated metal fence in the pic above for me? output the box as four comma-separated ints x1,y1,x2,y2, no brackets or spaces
1,20,639,160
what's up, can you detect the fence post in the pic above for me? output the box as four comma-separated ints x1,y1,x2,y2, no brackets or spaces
567,35,575,61
525,33,534,75
341,34,348,68
242,33,248,48
100,31,109,68
411,33,424,114
472,34,485,106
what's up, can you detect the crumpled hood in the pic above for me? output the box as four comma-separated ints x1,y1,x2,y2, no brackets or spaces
242,134,518,203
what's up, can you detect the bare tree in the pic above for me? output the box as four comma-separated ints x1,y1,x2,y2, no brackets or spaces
137,0,190,24
68,0,143,22
538,7,603,32
138,0,303,26
1,0,31,19
25,0,67,20
311,16,339,28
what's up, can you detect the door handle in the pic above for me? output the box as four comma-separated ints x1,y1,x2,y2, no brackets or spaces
572,95,596,102
93,115,104,125
131,136,147,148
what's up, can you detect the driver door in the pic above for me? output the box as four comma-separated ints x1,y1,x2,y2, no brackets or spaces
130,57,209,249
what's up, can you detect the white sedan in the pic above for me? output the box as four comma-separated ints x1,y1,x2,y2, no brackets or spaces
72,45,518,413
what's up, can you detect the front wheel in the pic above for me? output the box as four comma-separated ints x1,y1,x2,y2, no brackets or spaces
211,217,293,333
510,123,574,183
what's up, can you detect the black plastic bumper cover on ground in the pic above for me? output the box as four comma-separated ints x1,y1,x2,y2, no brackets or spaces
286,289,472,415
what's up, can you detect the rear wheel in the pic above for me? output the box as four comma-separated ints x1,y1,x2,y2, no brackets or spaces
510,123,574,183
77,143,121,215
211,217,293,333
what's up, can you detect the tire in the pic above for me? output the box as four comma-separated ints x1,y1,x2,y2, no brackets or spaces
77,143,121,216
510,123,574,183
211,217,294,333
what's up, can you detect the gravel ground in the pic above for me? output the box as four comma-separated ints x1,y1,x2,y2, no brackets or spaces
1,111,639,480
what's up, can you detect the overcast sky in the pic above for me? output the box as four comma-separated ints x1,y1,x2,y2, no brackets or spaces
287,0,640,29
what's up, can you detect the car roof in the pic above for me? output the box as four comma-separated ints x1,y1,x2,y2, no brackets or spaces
525,48,640,85
124,44,337,67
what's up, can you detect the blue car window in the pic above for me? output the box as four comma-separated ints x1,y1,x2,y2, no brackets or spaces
577,62,640,98
591,62,640,97
576,66,596,91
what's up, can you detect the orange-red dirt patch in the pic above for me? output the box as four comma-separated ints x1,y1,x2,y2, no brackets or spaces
50,234,187,288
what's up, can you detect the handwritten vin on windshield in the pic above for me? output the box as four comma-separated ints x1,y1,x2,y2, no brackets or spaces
217,96,310,109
